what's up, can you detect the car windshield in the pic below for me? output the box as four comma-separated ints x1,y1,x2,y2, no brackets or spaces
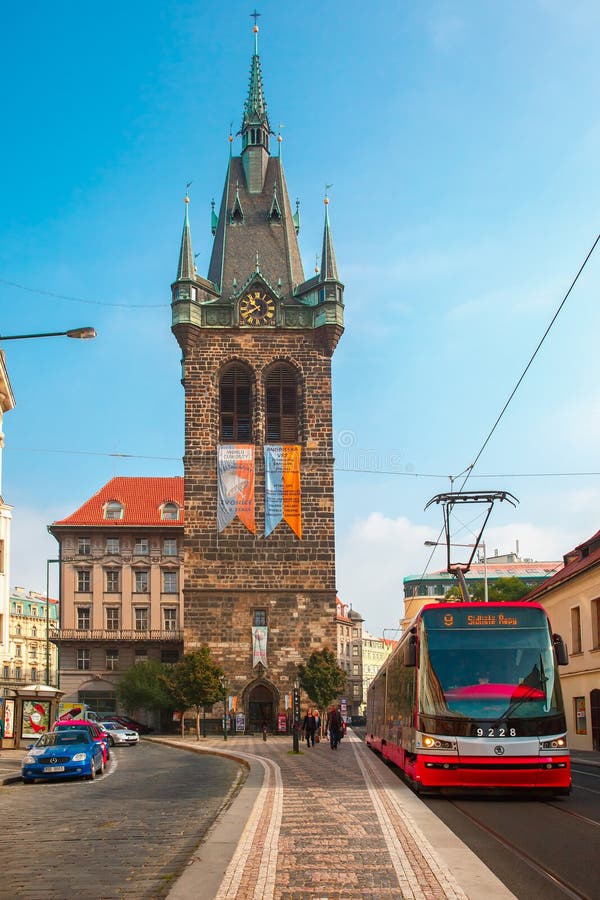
419,606,564,721
37,731,91,746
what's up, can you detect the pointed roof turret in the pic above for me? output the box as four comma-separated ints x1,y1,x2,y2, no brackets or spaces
242,19,270,135
319,194,339,281
177,196,195,280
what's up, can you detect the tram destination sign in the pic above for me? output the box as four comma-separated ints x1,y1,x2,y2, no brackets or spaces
423,607,545,630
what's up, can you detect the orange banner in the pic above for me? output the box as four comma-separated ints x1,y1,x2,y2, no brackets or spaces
283,445,302,539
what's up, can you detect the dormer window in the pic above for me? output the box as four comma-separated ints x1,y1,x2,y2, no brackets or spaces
104,501,124,520
161,502,180,521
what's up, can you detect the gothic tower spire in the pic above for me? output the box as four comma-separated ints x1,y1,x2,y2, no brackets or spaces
176,195,195,281
319,194,339,281
240,19,271,192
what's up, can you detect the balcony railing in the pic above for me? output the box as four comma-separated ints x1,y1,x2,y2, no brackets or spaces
51,628,183,642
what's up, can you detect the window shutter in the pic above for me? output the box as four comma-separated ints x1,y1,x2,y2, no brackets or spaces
265,365,299,442
220,365,252,442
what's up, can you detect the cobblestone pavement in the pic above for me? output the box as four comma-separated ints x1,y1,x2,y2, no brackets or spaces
0,741,243,899
162,732,515,900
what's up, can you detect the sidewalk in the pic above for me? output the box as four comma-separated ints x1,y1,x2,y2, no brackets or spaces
158,732,515,900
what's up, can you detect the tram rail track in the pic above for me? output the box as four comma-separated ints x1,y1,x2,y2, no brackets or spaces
447,798,593,900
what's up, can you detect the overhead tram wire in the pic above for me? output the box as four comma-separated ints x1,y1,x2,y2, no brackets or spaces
0,278,169,309
457,230,600,495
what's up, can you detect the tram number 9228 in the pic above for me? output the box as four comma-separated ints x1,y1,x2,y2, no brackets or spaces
473,726,517,737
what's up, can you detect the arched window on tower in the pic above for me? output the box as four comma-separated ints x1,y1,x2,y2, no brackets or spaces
219,363,253,443
265,363,300,443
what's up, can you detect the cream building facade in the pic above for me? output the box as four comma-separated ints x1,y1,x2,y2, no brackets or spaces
525,530,600,752
360,631,395,715
48,477,184,720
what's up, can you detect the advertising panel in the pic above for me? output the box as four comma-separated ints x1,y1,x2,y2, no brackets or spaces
22,700,50,738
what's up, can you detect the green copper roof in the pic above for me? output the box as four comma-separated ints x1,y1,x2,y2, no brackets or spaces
176,199,195,280
319,201,339,281
242,39,270,131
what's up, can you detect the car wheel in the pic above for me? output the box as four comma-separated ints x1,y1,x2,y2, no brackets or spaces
22,777,34,784
98,757,105,776
87,762,96,781
109,736,115,747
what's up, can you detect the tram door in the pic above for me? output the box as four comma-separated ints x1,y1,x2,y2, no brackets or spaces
248,683,275,733
590,689,600,751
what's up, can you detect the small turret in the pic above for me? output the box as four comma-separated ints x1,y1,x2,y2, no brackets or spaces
177,196,195,281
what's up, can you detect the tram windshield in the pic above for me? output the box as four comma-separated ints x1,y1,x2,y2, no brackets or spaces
418,606,564,724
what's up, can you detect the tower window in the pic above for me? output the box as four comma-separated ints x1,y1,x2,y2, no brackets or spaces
220,364,252,442
265,364,299,443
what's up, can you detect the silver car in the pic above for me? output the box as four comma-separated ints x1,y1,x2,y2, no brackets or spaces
101,721,139,746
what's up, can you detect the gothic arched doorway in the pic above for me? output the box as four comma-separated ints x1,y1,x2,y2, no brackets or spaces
246,681,277,733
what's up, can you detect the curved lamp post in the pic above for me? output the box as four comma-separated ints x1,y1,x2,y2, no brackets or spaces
220,675,228,741
0,327,96,341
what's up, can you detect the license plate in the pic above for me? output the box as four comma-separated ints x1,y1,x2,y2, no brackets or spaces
43,765,65,773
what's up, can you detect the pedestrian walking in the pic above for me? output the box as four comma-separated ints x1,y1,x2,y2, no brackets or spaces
326,705,343,750
301,710,317,747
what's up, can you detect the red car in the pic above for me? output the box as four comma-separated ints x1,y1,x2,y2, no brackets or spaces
52,720,110,764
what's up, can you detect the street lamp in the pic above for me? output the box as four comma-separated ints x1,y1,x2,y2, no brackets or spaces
0,327,96,341
220,675,228,741
46,558,60,686
424,540,488,602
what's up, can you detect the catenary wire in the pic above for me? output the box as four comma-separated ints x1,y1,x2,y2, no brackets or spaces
457,231,600,494
0,277,169,309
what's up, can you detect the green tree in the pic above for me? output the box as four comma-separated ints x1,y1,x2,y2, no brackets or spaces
297,648,346,730
444,585,464,600
163,647,224,740
472,576,531,603
115,659,173,720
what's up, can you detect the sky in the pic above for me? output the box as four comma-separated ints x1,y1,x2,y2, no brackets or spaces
2,1,600,637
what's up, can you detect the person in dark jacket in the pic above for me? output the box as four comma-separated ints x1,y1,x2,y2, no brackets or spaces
301,710,317,747
326,705,343,750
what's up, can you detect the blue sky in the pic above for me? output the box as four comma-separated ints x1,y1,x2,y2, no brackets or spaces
3,1,600,635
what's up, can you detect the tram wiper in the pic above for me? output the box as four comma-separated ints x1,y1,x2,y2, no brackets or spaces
490,683,542,727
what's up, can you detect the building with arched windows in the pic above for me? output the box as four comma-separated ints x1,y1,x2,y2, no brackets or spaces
171,24,344,731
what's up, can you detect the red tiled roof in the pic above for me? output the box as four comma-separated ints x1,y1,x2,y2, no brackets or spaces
524,529,600,602
52,477,184,527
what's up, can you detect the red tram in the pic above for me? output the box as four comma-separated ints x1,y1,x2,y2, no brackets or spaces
366,601,571,794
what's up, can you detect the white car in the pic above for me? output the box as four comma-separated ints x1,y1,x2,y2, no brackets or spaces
101,721,139,746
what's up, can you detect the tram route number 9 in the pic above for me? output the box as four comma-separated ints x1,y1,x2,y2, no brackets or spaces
474,727,517,737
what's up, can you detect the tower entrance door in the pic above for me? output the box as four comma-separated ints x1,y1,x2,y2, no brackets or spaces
247,682,276,733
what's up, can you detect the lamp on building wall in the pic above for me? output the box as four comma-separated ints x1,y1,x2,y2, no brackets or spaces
46,558,60,686
424,540,488,602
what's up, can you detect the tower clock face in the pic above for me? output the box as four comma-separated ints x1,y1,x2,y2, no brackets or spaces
239,290,276,326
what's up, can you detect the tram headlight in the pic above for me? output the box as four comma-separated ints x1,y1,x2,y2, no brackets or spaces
421,734,455,750
540,737,567,750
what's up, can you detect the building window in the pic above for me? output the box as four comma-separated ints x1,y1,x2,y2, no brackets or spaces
15,624,22,636
353,684,361,698
31,668,37,681
106,649,118,671
105,570,121,593
31,606,38,617
15,644,22,658
106,538,120,555
77,649,91,671
76,607,91,630
163,608,177,631
163,538,178,556
0,539,3,573
219,363,252,442
78,537,91,555
571,606,582,654
161,649,179,665
265,363,299,442
32,626,37,637
574,696,587,734
30,645,37,658
104,501,124,520
106,607,120,630
135,647,148,664
77,570,91,592
3,665,9,679
15,667,22,680
161,502,180,521
353,664,359,675
134,608,149,631
253,609,267,627
134,538,149,555
592,598,600,649
352,645,359,657
134,570,149,593
162,571,178,594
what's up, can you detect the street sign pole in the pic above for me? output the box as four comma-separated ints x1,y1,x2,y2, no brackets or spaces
292,684,300,753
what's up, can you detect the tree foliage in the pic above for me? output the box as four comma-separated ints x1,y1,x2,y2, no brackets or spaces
115,659,173,716
472,576,531,603
297,648,346,716
163,647,224,740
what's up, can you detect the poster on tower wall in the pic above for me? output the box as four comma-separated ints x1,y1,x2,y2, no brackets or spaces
264,445,302,538
217,445,256,533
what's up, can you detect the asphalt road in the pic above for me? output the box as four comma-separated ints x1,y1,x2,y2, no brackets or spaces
422,763,600,900
0,741,244,899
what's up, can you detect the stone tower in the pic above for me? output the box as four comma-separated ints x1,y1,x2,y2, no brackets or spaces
171,23,344,731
